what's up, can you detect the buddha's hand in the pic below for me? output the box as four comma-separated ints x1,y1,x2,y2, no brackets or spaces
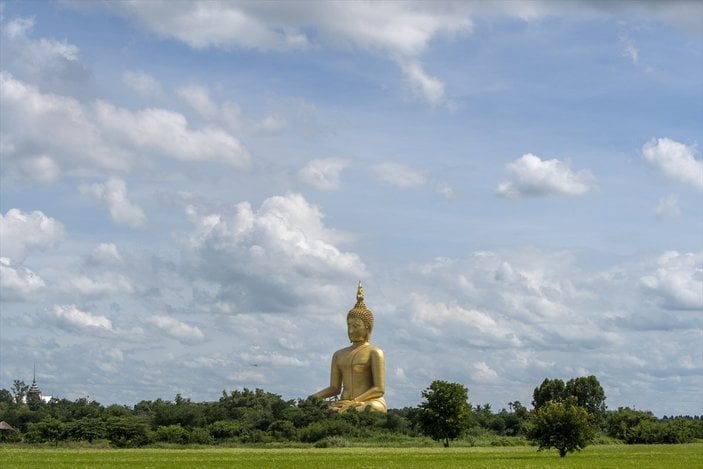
330,399,356,412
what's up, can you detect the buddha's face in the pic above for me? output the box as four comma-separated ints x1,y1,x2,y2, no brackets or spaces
347,317,368,343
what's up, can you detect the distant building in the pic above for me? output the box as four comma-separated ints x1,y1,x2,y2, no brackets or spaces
27,376,41,400
24,365,53,404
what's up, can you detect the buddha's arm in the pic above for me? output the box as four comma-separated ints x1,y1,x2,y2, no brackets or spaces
353,348,385,403
311,353,342,399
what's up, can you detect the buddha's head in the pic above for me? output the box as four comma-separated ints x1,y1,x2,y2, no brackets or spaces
347,282,374,343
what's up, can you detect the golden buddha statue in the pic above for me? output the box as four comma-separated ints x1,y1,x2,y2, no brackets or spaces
311,282,387,413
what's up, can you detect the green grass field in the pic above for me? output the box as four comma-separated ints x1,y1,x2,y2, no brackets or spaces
1,444,702,469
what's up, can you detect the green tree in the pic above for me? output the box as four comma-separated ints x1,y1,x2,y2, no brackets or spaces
532,378,566,410
417,380,472,447
0,389,14,405
25,417,65,444
607,407,656,443
12,380,29,405
565,376,606,426
105,416,151,447
155,424,189,444
527,396,596,457
64,417,107,442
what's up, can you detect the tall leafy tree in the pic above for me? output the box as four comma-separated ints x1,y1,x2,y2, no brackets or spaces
417,380,472,447
565,376,606,425
532,378,566,410
12,380,28,405
527,396,596,457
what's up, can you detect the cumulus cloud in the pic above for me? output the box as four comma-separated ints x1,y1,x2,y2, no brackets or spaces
94,100,250,166
372,162,426,188
79,178,147,229
298,157,349,191
50,304,113,332
147,315,205,343
643,138,703,191
0,72,125,181
0,208,65,261
496,153,594,198
122,70,162,97
183,193,365,313
0,257,45,301
0,73,250,183
640,251,703,310
407,294,507,347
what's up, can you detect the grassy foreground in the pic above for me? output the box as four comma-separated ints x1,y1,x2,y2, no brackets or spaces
1,444,702,468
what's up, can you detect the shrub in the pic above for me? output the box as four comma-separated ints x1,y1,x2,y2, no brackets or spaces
299,419,355,443
155,424,189,444
187,427,213,445
105,416,151,447
207,420,242,442
24,417,65,444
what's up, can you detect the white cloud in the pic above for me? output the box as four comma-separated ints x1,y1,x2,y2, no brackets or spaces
178,83,286,134
147,315,205,343
102,2,473,107
183,193,365,313
51,304,113,332
0,208,65,261
655,194,681,218
372,162,426,188
122,70,162,97
0,257,45,301
1,15,80,75
408,294,506,346
298,157,349,191
59,271,135,298
94,100,250,167
640,251,703,310
398,59,447,107
69,1,703,110
177,84,219,119
471,361,499,382
435,182,456,199
0,74,250,182
241,351,307,368
88,243,123,266
619,34,639,65
643,138,703,191
79,178,147,229
0,72,125,180
496,153,594,198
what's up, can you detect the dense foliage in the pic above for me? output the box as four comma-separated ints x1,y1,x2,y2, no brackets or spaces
527,396,596,457
1,377,700,448
532,375,607,427
416,380,473,447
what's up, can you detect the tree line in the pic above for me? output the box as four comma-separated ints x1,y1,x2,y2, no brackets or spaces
1,375,701,455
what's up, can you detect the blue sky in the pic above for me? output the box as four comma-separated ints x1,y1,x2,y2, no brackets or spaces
1,1,701,417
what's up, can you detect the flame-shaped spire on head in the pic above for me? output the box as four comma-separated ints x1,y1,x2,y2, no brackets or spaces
348,281,373,333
